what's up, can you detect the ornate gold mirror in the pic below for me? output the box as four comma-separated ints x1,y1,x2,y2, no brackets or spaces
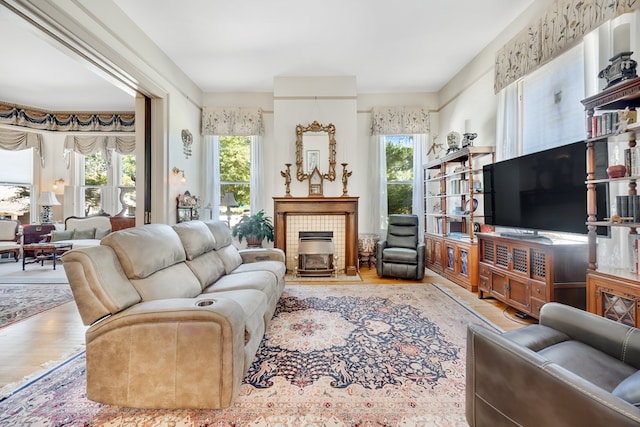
295,121,337,182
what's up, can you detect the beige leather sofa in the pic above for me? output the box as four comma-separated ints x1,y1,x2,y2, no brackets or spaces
466,302,640,427
62,219,285,409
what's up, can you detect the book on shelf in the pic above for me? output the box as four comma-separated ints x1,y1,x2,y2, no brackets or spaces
592,108,637,137
616,195,640,222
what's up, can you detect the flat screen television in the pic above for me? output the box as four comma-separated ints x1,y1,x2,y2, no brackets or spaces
483,140,609,237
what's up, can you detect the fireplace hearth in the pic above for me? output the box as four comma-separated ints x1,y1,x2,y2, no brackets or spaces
297,231,335,277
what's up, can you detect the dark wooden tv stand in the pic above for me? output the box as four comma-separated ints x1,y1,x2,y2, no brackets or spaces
477,232,588,318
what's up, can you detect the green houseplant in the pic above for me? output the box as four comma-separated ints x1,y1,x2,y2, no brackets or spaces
231,209,274,248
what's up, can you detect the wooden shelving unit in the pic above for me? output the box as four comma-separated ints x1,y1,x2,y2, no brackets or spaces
423,146,495,291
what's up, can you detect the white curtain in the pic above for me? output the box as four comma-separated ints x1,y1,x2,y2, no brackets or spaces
250,136,263,214
203,136,221,220
412,134,425,238
496,82,519,161
370,135,387,237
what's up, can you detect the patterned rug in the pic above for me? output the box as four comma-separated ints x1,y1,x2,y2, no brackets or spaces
0,284,497,426
0,284,73,328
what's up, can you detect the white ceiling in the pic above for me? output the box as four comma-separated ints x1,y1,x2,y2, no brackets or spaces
0,0,534,111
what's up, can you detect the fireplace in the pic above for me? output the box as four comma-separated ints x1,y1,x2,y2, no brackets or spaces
273,197,359,275
297,231,334,277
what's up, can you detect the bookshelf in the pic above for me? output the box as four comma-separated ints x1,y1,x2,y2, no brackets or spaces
423,146,495,291
581,77,640,327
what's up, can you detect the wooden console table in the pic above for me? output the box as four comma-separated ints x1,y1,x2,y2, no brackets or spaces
273,197,359,275
23,242,73,270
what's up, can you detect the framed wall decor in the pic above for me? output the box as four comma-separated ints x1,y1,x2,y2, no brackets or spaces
306,150,320,173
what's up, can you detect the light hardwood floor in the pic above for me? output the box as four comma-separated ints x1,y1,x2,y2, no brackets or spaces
0,265,535,391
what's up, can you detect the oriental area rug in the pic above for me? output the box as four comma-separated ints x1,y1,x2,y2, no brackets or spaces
0,284,73,329
0,284,498,426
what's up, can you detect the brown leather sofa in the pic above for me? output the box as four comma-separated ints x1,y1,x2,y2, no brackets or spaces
466,302,640,427
62,220,285,409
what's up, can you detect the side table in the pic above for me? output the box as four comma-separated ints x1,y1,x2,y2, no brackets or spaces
23,242,73,270
358,234,379,269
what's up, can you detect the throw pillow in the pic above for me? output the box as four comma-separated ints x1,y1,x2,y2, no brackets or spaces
94,227,111,240
51,230,73,242
73,228,95,239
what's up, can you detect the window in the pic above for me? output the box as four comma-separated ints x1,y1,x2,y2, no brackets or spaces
0,148,33,223
218,136,251,225
80,152,136,216
385,135,414,214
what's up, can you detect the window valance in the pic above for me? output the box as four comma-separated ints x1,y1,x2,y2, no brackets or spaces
63,135,135,168
0,103,134,132
201,107,264,136
495,0,640,93
370,107,430,135
0,128,44,166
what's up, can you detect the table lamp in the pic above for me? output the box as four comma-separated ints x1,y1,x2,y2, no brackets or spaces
221,191,239,227
37,191,60,224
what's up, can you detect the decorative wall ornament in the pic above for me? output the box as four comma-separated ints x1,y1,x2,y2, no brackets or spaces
494,0,640,93
201,107,264,136
0,102,134,132
370,106,430,135
181,129,193,158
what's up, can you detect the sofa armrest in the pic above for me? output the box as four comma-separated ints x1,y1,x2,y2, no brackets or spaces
466,322,640,427
85,297,246,409
239,247,285,263
540,302,640,368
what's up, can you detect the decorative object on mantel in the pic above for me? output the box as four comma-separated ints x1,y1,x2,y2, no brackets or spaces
181,129,193,158
461,132,477,148
599,52,638,88
341,163,352,197
231,210,274,248
308,167,324,197
446,131,461,154
280,163,292,197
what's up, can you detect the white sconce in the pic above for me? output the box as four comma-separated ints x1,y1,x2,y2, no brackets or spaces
172,167,187,184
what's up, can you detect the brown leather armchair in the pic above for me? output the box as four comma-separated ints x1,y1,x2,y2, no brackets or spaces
376,214,425,280
466,302,640,427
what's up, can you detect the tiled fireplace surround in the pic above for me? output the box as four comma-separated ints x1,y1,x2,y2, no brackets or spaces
273,197,359,276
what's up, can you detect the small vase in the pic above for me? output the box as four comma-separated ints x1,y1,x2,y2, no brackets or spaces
607,164,626,178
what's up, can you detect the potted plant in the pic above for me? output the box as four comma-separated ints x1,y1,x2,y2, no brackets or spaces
231,209,274,248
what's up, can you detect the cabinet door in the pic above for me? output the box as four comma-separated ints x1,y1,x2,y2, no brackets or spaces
506,277,530,312
588,274,640,328
459,245,470,280
445,243,456,274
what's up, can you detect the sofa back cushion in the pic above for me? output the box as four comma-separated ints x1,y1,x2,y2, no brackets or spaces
101,224,186,279
173,221,216,260
217,244,243,274
185,250,227,290
204,220,233,250
65,215,112,231
0,220,18,241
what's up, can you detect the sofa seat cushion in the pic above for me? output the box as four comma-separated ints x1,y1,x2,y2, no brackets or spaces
101,224,186,279
0,241,20,249
539,340,638,392
382,247,418,264
613,370,640,407
503,324,570,352
53,239,101,248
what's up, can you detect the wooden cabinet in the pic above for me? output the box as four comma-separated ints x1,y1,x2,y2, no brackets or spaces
423,146,494,291
442,238,478,291
478,233,587,319
581,77,640,323
587,270,640,327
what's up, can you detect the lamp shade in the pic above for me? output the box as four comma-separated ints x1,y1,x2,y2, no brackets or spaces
37,191,61,206
222,192,239,208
